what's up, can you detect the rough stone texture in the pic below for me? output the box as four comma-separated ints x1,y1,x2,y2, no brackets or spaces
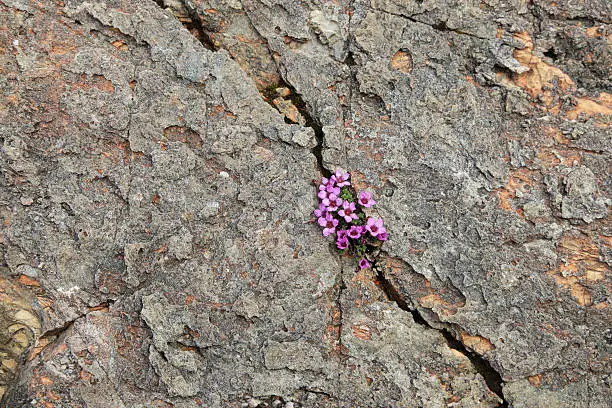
0,0,610,407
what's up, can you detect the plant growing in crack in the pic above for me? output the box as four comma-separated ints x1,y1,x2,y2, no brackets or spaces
314,169,387,269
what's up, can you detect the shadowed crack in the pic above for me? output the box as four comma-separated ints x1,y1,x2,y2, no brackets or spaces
373,261,508,407
372,6,490,40
153,0,216,50
235,6,330,178
153,0,329,178
177,0,218,50
299,387,335,401
38,300,115,342
241,33,329,177
326,255,346,360
150,1,506,404
265,80,329,177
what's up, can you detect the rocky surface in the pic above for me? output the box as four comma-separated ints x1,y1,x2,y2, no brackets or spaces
0,0,610,407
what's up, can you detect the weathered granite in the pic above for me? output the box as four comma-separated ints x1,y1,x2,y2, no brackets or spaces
1,0,610,407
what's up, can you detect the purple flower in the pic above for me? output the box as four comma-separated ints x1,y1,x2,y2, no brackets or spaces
365,217,385,237
338,201,358,223
331,169,350,187
319,213,338,237
347,225,362,239
358,191,376,208
318,186,340,202
316,170,387,265
320,182,340,194
326,194,343,211
317,216,328,228
321,192,334,207
314,203,328,218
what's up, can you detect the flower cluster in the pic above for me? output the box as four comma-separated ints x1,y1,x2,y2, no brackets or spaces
315,169,387,269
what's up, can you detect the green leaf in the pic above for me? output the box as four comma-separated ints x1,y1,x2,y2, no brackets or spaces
340,187,355,202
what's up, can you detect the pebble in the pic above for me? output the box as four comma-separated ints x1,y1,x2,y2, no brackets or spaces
20,196,33,206
16,264,39,278
248,398,262,407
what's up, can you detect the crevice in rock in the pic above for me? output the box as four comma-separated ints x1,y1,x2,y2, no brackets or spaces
242,14,330,177
260,80,328,176
153,0,217,50
441,331,507,407
373,261,508,407
543,47,558,62
38,300,115,343
38,319,75,342
298,90,329,178
233,7,331,177
154,0,329,177
299,387,335,401
373,7,489,40
327,255,346,360
177,0,218,51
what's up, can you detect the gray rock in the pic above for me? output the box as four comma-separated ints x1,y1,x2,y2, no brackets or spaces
1,0,610,407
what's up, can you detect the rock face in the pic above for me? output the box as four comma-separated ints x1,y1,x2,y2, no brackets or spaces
0,0,610,407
